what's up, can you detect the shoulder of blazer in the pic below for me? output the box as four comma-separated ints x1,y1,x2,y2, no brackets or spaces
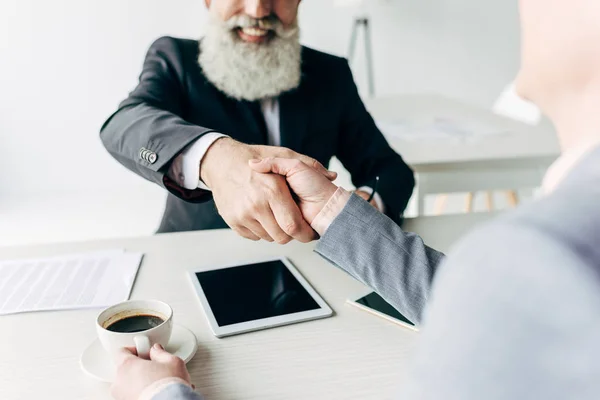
301,46,348,69
147,36,201,70
300,46,351,83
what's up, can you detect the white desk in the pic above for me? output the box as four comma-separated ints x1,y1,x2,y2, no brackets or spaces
0,212,494,400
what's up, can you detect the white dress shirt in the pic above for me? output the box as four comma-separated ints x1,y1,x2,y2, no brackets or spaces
167,98,384,210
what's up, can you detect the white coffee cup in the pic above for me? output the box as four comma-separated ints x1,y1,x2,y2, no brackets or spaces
96,299,173,360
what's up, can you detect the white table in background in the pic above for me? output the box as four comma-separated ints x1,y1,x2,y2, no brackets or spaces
0,213,495,400
364,94,560,213
365,94,559,171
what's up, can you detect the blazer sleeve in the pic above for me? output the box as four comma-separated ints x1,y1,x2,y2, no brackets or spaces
399,149,600,399
100,36,213,202
334,61,415,222
151,383,204,400
315,194,445,325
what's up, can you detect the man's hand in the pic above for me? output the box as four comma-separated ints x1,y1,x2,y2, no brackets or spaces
249,157,339,224
111,344,192,400
200,138,336,243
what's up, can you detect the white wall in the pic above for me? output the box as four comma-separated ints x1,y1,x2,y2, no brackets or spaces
301,0,521,104
0,0,207,199
0,0,521,199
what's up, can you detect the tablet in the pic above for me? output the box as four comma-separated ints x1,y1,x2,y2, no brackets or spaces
347,292,418,332
189,257,333,338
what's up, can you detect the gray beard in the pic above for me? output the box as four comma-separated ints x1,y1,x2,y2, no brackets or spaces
198,14,302,102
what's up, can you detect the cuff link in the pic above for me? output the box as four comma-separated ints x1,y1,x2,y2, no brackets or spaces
139,147,158,164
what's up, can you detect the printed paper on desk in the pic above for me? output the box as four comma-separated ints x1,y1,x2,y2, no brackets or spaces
0,251,143,315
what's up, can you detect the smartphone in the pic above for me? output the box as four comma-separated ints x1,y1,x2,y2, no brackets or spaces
347,292,418,332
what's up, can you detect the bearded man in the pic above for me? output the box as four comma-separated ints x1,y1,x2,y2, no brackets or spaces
100,0,415,243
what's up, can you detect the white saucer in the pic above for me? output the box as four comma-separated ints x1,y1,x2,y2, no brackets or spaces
80,324,198,382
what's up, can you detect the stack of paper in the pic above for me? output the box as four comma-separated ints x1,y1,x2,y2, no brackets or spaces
0,250,143,316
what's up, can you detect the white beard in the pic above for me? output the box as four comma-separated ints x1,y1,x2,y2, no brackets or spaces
198,12,302,101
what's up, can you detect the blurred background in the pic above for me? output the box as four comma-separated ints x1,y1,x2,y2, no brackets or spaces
0,0,534,245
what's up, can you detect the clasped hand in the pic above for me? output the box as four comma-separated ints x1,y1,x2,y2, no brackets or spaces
200,139,338,243
248,157,339,225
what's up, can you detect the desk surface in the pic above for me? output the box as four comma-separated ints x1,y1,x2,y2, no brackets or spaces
0,212,495,400
365,94,560,171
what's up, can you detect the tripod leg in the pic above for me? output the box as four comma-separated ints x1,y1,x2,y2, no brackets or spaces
348,19,360,63
363,18,375,97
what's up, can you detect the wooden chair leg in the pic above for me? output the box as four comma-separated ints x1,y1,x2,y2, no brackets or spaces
433,194,449,216
484,191,494,212
465,192,475,213
506,191,519,208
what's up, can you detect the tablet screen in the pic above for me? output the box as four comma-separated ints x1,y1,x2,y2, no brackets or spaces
194,260,320,327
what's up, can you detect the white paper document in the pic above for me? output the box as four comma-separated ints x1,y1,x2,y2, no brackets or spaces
0,251,143,315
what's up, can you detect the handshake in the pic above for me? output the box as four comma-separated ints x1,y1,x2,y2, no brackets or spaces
200,138,377,243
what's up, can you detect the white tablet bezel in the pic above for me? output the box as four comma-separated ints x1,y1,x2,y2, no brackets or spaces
188,256,333,338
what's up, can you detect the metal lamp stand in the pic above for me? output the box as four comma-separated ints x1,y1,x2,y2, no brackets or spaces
348,16,375,97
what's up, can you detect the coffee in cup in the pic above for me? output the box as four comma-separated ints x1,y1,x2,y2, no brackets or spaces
97,299,173,359
105,314,165,333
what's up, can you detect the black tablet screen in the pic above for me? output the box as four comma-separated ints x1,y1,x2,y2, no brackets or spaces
195,260,320,327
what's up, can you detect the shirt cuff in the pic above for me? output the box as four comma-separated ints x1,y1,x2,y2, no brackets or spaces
166,132,228,190
139,377,192,400
356,186,385,213
311,187,351,236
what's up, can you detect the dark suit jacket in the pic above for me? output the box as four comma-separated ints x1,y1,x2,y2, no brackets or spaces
100,36,415,233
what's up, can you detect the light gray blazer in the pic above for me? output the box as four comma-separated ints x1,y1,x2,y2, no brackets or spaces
317,146,600,399
316,194,445,325
156,147,600,399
